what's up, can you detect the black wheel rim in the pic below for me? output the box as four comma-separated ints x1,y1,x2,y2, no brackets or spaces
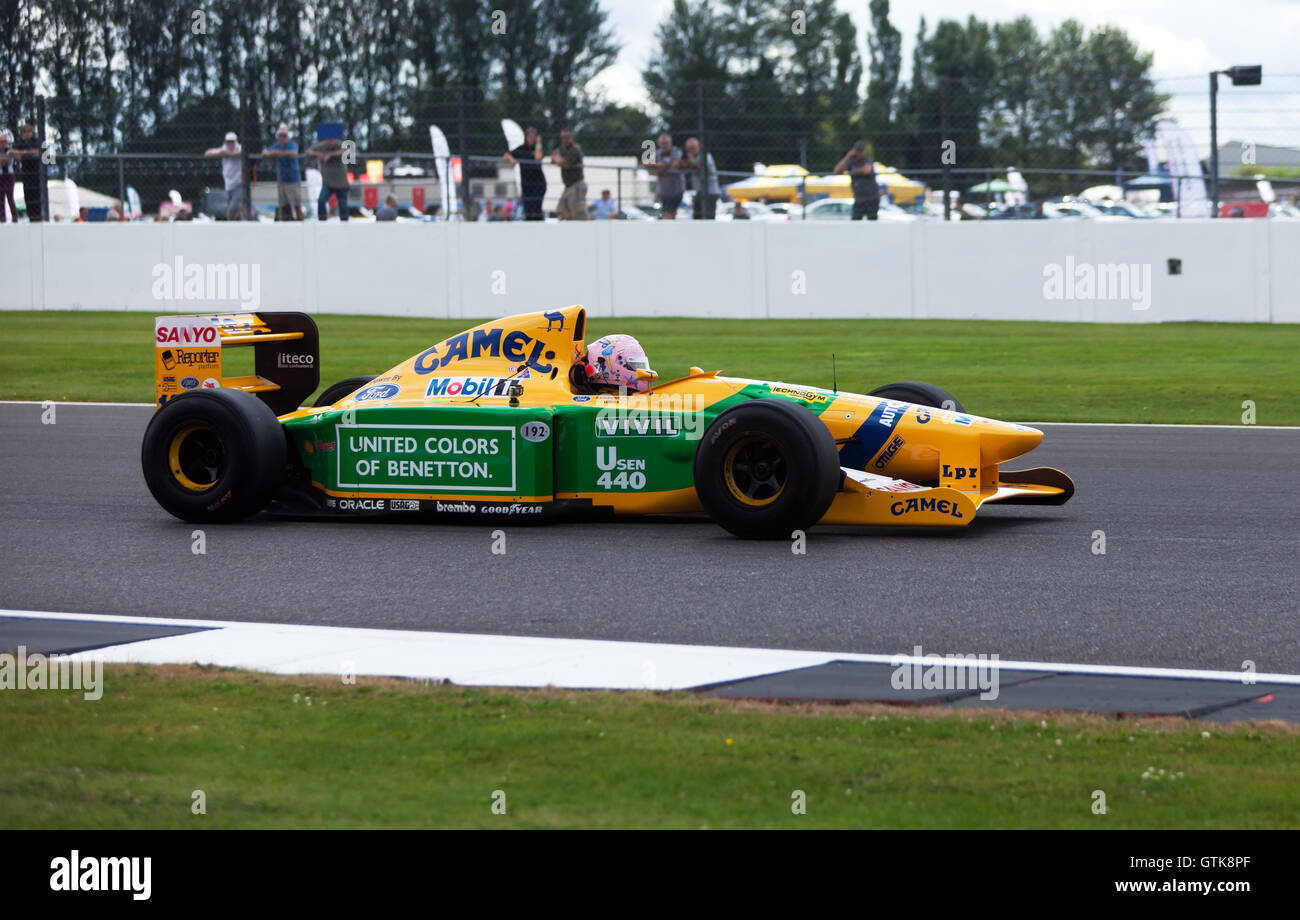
723,436,787,506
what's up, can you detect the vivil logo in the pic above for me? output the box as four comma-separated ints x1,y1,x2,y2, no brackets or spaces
413,327,556,375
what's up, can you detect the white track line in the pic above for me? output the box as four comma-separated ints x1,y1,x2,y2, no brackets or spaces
0,400,152,408
3,609,1296,690
1024,421,1298,430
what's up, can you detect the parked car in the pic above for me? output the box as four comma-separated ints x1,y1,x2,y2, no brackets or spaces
1090,199,1154,219
982,204,1043,220
716,201,788,222
800,198,917,222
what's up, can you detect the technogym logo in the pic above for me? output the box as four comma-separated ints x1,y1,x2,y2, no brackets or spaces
0,646,103,700
1042,256,1152,311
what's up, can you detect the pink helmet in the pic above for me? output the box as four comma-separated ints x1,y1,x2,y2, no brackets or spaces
585,334,657,392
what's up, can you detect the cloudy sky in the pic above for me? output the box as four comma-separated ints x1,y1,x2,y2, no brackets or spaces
590,0,1300,154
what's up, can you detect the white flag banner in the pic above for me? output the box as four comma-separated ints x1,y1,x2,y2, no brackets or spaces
429,125,458,220
502,118,524,197
1141,137,1161,175
1156,120,1210,218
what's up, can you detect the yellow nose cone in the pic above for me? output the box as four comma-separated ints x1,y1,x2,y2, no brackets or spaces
978,421,1043,464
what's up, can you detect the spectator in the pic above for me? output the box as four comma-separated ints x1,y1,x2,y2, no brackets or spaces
683,137,719,220
834,140,879,221
504,126,546,221
12,122,43,221
730,200,750,220
262,124,303,220
551,129,587,220
649,133,684,219
308,136,351,221
593,188,617,220
76,206,88,223
205,131,248,221
377,194,399,221
0,132,17,223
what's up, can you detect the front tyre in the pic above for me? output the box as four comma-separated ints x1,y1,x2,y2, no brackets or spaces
313,375,378,408
694,398,840,539
141,389,287,523
867,381,964,412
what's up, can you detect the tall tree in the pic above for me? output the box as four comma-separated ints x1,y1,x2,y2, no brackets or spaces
987,16,1043,166
862,0,901,157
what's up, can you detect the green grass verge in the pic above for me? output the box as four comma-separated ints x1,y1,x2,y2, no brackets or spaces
1,311,1296,423
3,666,1297,829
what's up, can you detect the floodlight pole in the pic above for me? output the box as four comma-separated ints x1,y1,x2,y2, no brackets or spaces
1209,65,1262,219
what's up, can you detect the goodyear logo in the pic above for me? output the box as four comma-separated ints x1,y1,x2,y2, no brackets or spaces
414,328,556,375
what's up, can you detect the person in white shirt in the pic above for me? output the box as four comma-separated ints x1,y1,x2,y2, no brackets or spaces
205,132,247,221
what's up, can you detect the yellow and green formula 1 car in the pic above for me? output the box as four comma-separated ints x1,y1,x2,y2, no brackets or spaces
141,306,1073,538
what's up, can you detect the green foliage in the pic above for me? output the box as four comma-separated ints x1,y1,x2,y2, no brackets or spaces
3,666,1297,829
10,0,624,157
2,312,1297,426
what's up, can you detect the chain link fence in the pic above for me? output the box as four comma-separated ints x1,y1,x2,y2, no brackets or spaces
15,80,1300,221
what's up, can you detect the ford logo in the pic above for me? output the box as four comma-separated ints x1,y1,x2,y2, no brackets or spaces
353,383,401,402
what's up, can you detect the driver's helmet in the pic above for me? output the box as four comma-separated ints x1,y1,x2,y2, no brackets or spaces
585,334,657,392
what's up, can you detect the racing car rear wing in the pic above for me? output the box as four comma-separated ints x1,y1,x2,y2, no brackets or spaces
154,312,319,415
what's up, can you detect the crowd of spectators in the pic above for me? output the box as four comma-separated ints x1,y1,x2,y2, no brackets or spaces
1,118,877,223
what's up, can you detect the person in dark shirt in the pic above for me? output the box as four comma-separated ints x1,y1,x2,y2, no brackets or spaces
0,132,17,222
504,126,547,221
308,137,351,221
551,129,587,220
11,123,43,222
834,140,880,221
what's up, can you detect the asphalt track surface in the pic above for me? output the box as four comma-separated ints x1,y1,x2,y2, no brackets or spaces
1,403,1297,675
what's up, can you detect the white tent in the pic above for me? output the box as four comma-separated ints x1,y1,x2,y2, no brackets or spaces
15,179,120,220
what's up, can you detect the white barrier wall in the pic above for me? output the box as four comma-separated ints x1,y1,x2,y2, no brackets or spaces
2,220,1295,322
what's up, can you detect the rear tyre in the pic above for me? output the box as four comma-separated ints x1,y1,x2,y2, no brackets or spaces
867,381,964,412
313,375,378,407
694,398,840,539
141,389,287,523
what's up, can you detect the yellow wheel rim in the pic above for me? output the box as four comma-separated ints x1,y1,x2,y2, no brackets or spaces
723,436,786,507
167,424,222,492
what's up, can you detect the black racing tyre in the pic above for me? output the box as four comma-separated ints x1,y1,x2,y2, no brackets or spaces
313,375,378,407
141,389,287,523
694,398,840,540
867,381,964,412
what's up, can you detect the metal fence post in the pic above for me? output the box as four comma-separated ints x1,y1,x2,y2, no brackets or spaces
458,86,470,219
37,95,50,222
940,76,951,221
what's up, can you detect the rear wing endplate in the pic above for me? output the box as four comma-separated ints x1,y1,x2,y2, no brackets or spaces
154,312,319,415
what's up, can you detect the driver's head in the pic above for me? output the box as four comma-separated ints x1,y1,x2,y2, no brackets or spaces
585,335,657,392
